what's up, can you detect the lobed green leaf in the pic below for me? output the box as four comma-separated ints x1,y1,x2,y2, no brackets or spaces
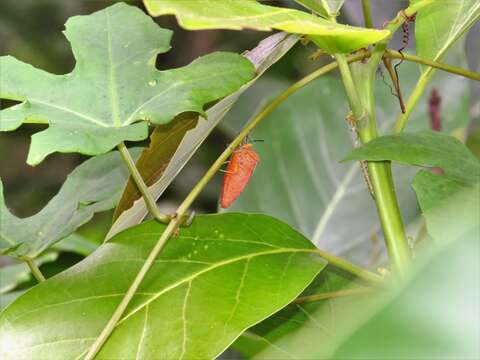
0,149,142,258
0,3,255,164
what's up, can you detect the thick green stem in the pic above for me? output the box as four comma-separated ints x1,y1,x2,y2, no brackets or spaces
335,54,410,280
117,142,170,224
294,287,374,304
24,258,46,282
361,0,374,28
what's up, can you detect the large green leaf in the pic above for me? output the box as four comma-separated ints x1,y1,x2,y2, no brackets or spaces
0,149,141,258
414,0,480,67
143,0,389,54
0,214,326,359
234,266,376,359
0,2,255,165
107,32,299,239
332,185,480,359
344,131,480,184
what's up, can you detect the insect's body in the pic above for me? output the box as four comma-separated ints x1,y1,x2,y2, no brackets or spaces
220,143,260,208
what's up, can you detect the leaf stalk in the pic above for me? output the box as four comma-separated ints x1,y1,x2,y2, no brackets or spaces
294,287,374,304
117,142,171,224
24,257,46,282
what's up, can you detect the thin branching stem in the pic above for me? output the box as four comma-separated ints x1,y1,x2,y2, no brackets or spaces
117,142,171,224
385,49,480,81
24,257,46,282
294,287,374,304
361,0,374,28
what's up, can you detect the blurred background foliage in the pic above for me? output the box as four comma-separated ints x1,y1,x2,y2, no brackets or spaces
0,0,478,309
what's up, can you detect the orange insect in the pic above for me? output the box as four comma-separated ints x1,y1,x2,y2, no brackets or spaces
220,142,260,208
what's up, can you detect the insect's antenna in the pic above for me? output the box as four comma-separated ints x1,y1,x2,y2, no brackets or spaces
245,134,264,144
393,11,416,94
377,65,398,99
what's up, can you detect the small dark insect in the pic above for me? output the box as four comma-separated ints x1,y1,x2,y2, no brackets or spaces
220,142,260,208
379,11,417,113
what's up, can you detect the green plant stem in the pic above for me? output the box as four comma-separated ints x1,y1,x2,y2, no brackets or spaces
333,1,435,280
294,287,374,304
335,53,410,280
385,49,480,81
85,55,383,358
361,0,374,28
117,142,170,224
24,258,46,282
313,249,383,285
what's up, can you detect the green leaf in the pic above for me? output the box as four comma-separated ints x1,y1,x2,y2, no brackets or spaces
344,131,480,184
0,253,58,294
332,185,480,359
414,177,480,245
0,149,142,258
107,32,299,239
143,0,389,54
415,0,480,66
0,291,24,311
233,267,375,359
344,131,480,250
0,214,326,359
0,2,255,165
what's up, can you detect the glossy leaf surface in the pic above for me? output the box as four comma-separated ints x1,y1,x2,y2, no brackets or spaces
0,214,326,359
0,149,141,258
143,0,388,53
0,3,255,164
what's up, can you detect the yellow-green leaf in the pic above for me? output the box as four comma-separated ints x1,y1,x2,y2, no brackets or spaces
143,0,389,54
